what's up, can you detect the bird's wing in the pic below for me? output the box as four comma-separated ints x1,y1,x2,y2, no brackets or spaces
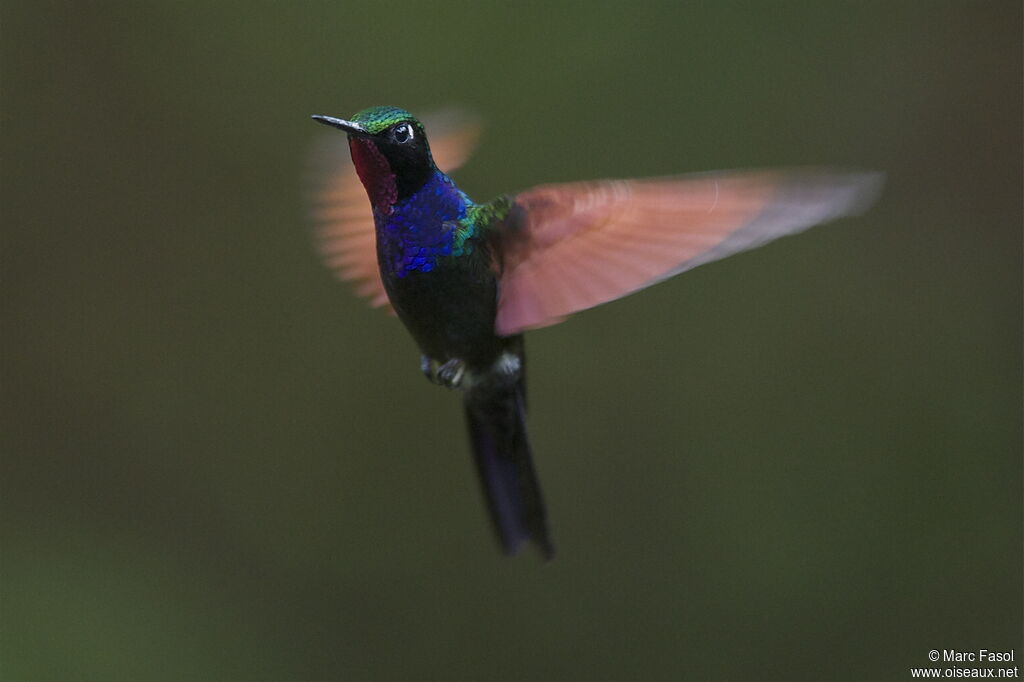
308,110,482,310
495,169,882,336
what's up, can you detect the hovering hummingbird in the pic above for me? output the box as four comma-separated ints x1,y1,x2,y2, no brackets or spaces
308,106,881,560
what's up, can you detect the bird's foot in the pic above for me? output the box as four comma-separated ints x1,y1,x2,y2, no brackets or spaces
421,356,466,389
436,359,466,388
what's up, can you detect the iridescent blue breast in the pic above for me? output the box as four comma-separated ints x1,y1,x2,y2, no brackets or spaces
375,170,475,277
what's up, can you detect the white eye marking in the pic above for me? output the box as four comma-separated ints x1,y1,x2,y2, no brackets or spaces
393,123,413,143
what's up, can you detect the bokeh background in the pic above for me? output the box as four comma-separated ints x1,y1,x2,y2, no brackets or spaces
2,2,1020,680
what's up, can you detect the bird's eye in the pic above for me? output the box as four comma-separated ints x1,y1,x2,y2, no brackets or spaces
392,123,413,143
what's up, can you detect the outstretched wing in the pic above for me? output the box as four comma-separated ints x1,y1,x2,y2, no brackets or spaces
495,169,882,335
308,110,482,310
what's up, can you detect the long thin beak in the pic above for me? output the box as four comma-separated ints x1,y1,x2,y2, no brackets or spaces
311,115,370,136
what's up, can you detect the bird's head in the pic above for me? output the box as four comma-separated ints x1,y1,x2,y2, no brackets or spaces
312,106,436,210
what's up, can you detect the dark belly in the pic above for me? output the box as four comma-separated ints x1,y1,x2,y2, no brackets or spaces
383,261,508,369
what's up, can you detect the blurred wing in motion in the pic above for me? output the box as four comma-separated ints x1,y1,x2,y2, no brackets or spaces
495,169,883,335
308,109,482,310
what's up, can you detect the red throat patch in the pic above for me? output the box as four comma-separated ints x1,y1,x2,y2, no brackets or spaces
349,138,397,211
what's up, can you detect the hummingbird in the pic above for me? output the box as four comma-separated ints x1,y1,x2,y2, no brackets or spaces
308,105,881,560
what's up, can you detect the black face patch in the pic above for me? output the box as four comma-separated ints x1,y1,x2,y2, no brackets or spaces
375,123,436,201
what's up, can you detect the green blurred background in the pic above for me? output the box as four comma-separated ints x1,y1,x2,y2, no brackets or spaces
2,2,1020,680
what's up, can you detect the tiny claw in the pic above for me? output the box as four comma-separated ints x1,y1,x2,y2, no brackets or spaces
421,356,466,389
436,359,466,389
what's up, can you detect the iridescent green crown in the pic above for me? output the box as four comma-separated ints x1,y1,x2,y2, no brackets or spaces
350,106,419,135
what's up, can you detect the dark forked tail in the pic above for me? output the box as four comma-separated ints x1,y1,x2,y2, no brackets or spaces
463,372,553,560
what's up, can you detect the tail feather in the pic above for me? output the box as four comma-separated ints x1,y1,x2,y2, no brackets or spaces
464,382,553,559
